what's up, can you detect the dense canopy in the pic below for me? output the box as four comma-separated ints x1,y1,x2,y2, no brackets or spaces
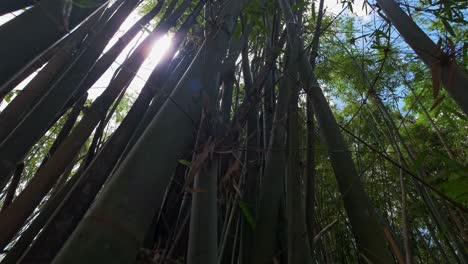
0,0,466,263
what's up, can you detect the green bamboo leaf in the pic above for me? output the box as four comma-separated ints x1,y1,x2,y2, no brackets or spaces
4,93,12,103
291,2,307,11
239,200,256,230
445,106,467,121
178,159,192,168
441,18,456,37
362,0,368,14
439,177,468,206
410,152,429,172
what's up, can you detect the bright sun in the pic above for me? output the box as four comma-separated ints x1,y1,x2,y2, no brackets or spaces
90,31,173,99
147,34,173,66
123,34,173,96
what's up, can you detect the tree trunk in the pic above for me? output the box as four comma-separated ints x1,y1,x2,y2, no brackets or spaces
253,52,290,264
18,8,201,263
399,158,413,264
240,40,259,264
0,170,81,264
63,0,167,106
277,0,394,262
40,94,88,168
375,0,468,115
0,0,37,16
0,163,24,212
0,0,108,87
0,6,181,248
0,0,139,187
0,5,104,102
286,54,313,263
187,118,218,264
305,0,324,257
51,1,247,263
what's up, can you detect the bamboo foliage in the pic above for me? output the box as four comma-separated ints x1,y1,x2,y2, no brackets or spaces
375,0,468,115
0,0,466,263
278,0,394,262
